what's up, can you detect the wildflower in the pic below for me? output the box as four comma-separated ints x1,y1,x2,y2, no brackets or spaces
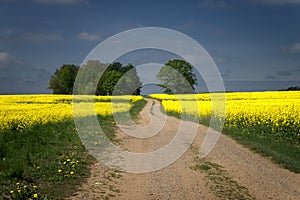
10,190,14,194
33,193,38,198
63,161,67,165
33,185,38,189
67,159,71,162
70,171,75,175
16,182,20,185
58,169,62,173
17,189,21,193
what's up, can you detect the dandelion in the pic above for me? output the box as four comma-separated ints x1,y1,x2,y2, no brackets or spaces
17,189,21,193
10,190,14,194
33,193,38,198
58,169,62,173
70,171,75,175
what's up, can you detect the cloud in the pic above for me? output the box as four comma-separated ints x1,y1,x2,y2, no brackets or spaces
276,70,292,76
254,0,300,5
212,57,224,64
265,67,300,81
283,43,300,54
77,32,101,41
0,58,51,93
198,0,228,8
0,52,21,66
19,33,62,42
32,0,88,5
0,30,62,42
265,75,275,79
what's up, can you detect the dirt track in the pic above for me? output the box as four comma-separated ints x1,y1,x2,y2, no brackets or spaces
70,98,300,200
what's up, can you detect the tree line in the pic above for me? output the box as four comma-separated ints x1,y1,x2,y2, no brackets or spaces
280,86,300,91
48,59,197,95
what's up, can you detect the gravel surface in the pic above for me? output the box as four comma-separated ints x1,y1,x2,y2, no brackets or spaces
70,98,300,200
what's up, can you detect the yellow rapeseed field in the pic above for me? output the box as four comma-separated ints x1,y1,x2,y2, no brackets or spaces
150,91,300,145
0,95,143,131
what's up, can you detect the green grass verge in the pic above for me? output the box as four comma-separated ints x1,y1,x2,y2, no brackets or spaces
129,99,147,121
0,119,93,199
0,99,147,199
221,129,300,173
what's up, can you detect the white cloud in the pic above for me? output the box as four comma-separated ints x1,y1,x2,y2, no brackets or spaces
0,52,12,63
0,51,20,64
284,43,300,54
19,33,62,42
0,52,21,67
212,57,224,64
77,32,101,41
33,0,88,5
254,0,300,5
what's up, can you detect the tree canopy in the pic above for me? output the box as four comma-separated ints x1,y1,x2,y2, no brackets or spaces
48,64,79,94
48,61,142,95
157,59,197,94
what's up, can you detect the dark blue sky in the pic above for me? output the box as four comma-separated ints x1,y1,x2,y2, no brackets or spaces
0,0,300,94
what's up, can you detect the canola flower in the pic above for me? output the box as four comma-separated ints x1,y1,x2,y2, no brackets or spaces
8,181,41,199
0,94,143,131
150,91,300,145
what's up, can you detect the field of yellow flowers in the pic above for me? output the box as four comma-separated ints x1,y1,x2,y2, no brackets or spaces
0,94,143,199
151,91,300,172
0,95,142,131
150,91,300,145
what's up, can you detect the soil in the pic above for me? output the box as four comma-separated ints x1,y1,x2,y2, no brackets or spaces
69,98,300,200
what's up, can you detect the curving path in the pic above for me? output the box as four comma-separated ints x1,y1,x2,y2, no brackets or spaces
69,98,300,200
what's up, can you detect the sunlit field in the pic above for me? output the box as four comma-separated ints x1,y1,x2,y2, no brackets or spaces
0,94,143,199
0,95,142,131
150,91,300,172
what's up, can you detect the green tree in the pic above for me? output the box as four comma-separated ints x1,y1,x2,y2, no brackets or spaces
48,64,79,94
78,60,108,95
50,61,142,95
113,64,142,95
157,59,197,94
96,62,142,95
101,70,122,95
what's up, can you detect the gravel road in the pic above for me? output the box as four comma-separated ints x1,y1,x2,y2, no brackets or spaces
70,98,300,200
